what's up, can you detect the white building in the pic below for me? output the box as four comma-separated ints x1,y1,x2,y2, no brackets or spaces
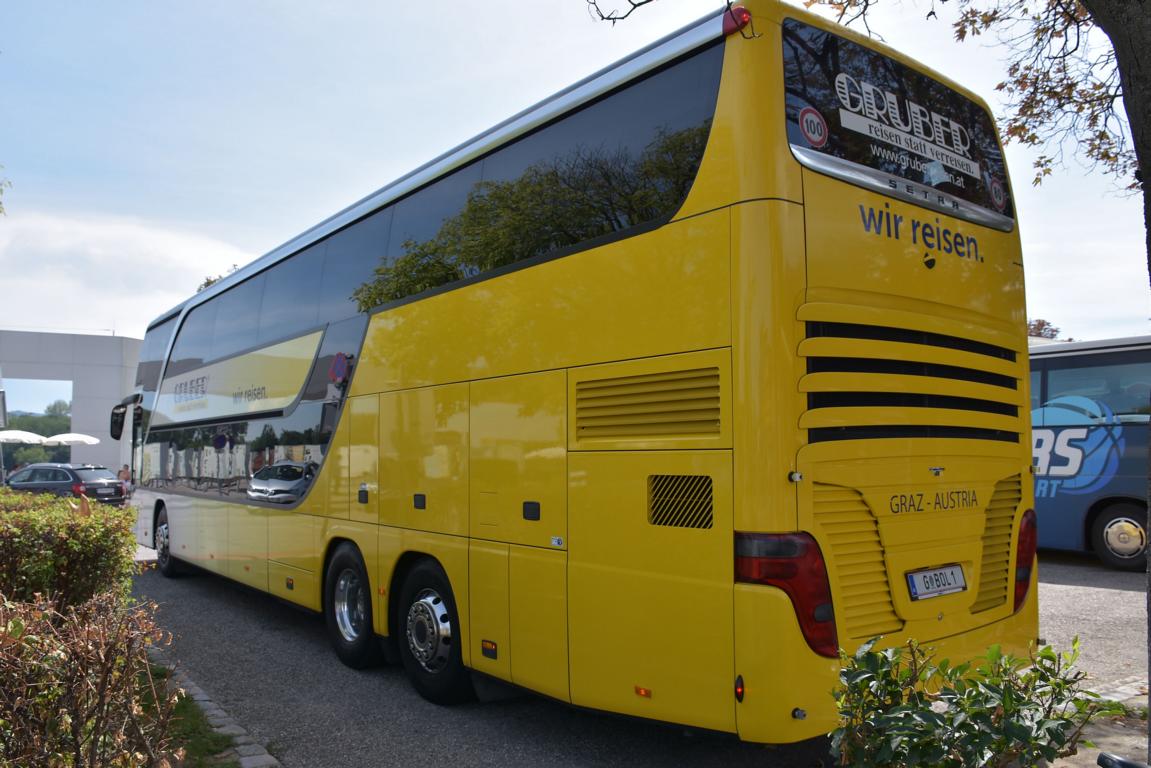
0,330,141,470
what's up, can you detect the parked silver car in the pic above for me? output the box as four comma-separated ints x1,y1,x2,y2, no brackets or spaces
246,461,317,503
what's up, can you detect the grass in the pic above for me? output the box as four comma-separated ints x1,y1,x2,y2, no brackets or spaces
147,665,238,768
169,691,238,767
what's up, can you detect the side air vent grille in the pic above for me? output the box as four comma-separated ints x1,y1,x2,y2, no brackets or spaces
648,474,714,529
971,475,1023,613
812,483,903,639
800,319,1023,445
576,367,721,440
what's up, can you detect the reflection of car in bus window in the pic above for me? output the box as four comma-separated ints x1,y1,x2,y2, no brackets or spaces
246,461,317,503
1030,335,1150,570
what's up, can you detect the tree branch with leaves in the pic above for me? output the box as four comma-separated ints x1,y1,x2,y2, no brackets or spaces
197,263,239,293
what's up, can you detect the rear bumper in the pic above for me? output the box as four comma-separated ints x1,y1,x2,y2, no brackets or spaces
734,571,1038,744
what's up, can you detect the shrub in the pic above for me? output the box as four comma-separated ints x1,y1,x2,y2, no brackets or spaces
0,593,181,767
0,487,136,608
830,637,1123,767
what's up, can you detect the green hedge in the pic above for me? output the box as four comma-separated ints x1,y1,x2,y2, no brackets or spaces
0,487,136,607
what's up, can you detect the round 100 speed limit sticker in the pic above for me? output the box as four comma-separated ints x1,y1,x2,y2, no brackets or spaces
798,106,829,148
989,177,1007,211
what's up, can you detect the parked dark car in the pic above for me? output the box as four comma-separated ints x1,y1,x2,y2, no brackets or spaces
247,461,318,503
4,463,128,505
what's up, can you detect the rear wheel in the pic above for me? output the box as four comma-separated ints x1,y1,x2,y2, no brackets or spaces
154,507,181,577
324,543,381,669
398,560,473,704
1091,502,1147,571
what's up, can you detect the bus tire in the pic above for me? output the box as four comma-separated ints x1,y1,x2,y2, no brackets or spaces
324,543,382,669
1090,502,1147,571
397,560,474,704
154,507,182,577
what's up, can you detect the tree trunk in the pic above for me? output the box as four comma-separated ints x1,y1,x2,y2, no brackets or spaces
1076,1,1151,761
1082,0,1151,277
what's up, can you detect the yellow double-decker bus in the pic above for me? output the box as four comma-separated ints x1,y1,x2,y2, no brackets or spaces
113,1,1037,743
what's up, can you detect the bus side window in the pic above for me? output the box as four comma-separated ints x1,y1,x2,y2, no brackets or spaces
259,245,323,344
1029,369,1042,412
1123,381,1151,414
1046,354,1151,420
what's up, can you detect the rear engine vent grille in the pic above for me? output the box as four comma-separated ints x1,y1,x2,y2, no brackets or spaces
812,483,903,639
809,426,1018,443
576,367,720,440
972,475,1022,613
806,359,1016,391
801,319,1022,445
806,321,1017,361
809,392,1017,417
648,474,714,529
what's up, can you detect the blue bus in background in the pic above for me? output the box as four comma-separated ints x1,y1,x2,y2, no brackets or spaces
1030,336,1149,570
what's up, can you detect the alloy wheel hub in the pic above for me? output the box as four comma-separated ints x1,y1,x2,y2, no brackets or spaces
406,589,452,673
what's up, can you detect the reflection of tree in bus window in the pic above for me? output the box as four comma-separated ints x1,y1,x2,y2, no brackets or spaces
354,122,712,307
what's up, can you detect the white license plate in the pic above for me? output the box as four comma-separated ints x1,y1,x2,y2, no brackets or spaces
906,564,966,600
96,487,114,495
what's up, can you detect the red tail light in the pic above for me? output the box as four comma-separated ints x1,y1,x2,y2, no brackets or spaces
1013,509,1037,612
71,482,85,496
735,532,838,657
723,5,752,36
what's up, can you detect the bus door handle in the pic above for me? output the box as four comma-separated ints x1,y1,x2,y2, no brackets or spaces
358,483,369,504
523,501,541,521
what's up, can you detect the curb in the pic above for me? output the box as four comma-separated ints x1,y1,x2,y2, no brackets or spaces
148,648,282,768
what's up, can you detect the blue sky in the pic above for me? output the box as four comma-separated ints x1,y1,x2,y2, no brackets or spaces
3,378,71,415
0,0,1146,343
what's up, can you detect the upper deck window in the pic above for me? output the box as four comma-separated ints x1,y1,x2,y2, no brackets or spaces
352,41,725,308
782,18,1014,231
135,316,177,392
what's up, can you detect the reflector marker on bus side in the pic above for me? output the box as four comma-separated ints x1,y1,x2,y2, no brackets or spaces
722,5,751,36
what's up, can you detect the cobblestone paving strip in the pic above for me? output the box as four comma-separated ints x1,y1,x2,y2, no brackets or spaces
149,647,282,768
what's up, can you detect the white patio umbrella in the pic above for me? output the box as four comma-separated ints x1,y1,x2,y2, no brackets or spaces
43,433,101,446
0,430,47,482
0,430,48,445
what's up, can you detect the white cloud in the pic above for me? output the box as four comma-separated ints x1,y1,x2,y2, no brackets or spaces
0,210,252,339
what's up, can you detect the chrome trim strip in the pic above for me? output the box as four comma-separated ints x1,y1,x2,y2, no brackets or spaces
791,146,1016,233
155,7,728,325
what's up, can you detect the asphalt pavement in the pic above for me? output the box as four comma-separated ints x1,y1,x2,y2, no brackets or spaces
133,566,830,768
1036,551,1147,704
133,551,1149,768
1036,551,1148,767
